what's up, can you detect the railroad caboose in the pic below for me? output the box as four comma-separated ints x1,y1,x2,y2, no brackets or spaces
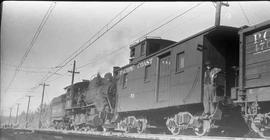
115,26,245,135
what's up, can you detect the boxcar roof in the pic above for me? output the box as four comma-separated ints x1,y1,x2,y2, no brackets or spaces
117,25,239,70
239,20,270,34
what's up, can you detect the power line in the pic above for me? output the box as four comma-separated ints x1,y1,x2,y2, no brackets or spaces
34,3,144,86
132,2,202,43
2,67,61,74
77,3,203,70
238,3,251,25
34,3,134,84
4,2,56,94
57,3,143,69
56,3,132,68
1,61,55,70
77,46,127,69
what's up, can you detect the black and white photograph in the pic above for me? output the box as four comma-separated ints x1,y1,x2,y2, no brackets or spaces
1,1,270,140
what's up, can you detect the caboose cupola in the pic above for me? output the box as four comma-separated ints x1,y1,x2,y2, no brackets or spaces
129,37,176,64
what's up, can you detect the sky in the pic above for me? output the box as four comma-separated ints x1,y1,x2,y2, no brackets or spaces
1,1,270,117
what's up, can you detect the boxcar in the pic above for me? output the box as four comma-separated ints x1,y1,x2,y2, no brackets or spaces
235,20,270,138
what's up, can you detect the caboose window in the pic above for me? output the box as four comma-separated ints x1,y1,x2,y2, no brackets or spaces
141,42,145,56
144,65,151,82
176,52,185,72
130,48,135,58
123,73,128,88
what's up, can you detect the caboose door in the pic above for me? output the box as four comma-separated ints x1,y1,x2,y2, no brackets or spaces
157,52,171,102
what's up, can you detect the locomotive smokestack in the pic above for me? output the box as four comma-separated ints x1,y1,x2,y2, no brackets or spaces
113,66,120,77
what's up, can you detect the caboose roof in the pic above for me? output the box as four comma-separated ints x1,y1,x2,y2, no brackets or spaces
117,25,239,70
129,37,174,49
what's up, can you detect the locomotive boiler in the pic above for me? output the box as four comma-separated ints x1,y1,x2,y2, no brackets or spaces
50,73,117,131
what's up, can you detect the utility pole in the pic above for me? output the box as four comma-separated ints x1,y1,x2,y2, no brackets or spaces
68,60,80,85
25,95,32,128
38,83,49,129
15,103,20,124
8,107,12,127
215,1,229,26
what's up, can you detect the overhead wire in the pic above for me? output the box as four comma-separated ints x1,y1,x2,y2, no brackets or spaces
36,3,134,82
77,46,127,69
238,3,251,25
34,3,144,86
4,2,56,95
132,2,203,43
6,2,56,111
1,61,56,70
33,3,133,85
77,2,203,70
56,3,132,68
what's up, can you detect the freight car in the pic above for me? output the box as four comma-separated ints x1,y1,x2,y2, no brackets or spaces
233,20,270,138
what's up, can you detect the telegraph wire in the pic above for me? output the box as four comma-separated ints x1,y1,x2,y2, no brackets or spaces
1,62,56,70
4,2,56,94
35,3,136,84
77,3,203,70
35,3,144,86
6,2,57,110
3,67,62,75
77,46,127,69
57,3,132,68
56,3,144,68
159,2,205,37
238,3,251,25
132,2,202,43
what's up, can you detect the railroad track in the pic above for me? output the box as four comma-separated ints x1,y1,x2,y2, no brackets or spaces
0,128,266,140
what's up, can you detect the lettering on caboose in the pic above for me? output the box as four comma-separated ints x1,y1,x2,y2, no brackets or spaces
253,29,270,55
119,58,153,75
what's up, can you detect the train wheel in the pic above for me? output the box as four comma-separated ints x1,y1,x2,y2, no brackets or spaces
137,119,147,134
166,118,181,135
124,125,130,133
137,121,143,133
251,120,270,138
194,120,210,136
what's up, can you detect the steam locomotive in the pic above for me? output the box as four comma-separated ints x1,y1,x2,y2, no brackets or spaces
50,20,270,138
